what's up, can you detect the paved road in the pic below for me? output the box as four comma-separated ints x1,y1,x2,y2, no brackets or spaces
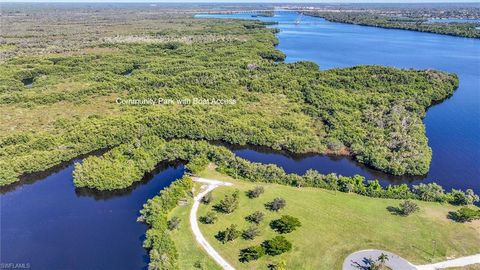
343,250,416,270
189,177,235,270
344,249,480,270
417,254,480,270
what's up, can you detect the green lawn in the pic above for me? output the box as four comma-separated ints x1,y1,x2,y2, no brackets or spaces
181,166,480,270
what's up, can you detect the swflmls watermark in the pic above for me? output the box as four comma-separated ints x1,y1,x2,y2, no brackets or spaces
115,97,237,106
0,263,31,269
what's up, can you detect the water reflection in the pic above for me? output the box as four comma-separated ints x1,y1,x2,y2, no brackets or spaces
75,160,185,200
222,143,426,187
0,148,108,194
0,158,184,270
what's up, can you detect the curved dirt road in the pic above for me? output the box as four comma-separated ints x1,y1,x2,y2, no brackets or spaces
190,177,235,270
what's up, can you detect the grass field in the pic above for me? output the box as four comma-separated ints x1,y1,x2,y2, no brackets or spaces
168,165,480,270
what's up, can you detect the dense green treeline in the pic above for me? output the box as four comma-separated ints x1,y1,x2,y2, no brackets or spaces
305,12,480,38
138,176,194,270
0,16,459,187
74,138,479,206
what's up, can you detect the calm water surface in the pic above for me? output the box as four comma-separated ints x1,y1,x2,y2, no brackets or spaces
198,11,480,193
428,18,480,23
0,162,184,270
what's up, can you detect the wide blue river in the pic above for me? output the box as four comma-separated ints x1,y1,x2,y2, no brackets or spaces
1,10,479,270
199,11,480,193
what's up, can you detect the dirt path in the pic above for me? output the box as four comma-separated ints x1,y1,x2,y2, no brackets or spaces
190,177,235,270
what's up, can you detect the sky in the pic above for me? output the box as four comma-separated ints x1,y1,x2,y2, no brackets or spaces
1,0,479,3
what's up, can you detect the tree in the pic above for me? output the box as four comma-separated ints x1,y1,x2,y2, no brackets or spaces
199,211,217,224
266,197,286,211
242,226,261,240
270,215,302,234
413,183,446,202
366,180,383,197
239,246,265,262
262,236,292,256
259,50,286,62
246,186,265,198
449,189,480,205
245,211,264,224
327,138,344,152
186,156,209,174
167,216,180,230
465,189,480,205
214,190,239,213
398,200,419,216
377,253,389,270
201,191,213,205
216,224,241,244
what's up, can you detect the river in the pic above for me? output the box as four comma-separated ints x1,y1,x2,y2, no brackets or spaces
198,11,480,193
0,161,185,270
1,10,479,270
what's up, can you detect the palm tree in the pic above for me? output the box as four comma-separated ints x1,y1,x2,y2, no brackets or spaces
377,253,389,270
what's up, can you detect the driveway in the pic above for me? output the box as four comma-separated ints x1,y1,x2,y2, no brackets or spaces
343,249,480,270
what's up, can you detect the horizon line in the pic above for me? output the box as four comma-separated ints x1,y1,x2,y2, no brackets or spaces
2,1,479,3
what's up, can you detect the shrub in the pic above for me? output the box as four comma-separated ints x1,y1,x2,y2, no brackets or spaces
193,260,206,269
214,190,240,214
216,224,241,244
199,211,217,224
242,226,261,240
245,211,265,224
239,246,265,262
267,261,287,270
201,191,213,205
448,207,480,223
398,200,419,216
266,198,286,211
167,216,180,230
262,236,292,256
246,186,265,198
270,215,302,234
